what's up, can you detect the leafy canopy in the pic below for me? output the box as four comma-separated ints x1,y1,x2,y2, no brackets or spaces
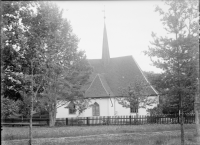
144,0,198,113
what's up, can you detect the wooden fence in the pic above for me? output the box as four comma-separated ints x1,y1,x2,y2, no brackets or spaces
2,113,195,127
1,118,49,127
56,113,195,126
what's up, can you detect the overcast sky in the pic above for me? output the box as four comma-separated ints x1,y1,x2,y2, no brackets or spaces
55,1,167,73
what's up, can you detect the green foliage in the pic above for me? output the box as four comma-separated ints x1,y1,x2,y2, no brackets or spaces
144,0,198,113
2,1,92,125
143,71,165,93
147,105,163,116
25,2,92,126
117,78,157,109
2,1,27,100
1,97,21,118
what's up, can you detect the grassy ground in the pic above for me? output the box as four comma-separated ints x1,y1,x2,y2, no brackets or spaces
1,124,198,145
1,124,195,140
37,133,197,145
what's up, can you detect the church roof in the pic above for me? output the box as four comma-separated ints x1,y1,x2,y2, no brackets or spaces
85,74,114,98
84,55,158,98
83,20,158,98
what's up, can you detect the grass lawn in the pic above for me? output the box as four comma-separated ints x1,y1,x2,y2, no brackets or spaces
1,124,198,145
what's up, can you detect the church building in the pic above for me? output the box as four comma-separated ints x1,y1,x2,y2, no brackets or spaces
56,20,159,118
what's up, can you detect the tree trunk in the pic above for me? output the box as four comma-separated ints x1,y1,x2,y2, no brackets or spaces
29,63,34,145
29,61,34,145
29,98,33,145
195,93,200,144
179,88,185,145
180,109,185,145
180,92,185,145
49,103,57,127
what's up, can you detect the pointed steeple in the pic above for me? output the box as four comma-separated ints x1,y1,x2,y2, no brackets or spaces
102,12,110,66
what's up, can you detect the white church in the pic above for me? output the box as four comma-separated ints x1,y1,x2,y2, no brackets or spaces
56,21,159,118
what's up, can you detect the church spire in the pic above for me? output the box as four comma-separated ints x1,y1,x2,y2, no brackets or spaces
102,6,110,66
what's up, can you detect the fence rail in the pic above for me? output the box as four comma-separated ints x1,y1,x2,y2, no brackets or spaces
56,113,195,126
1,118,49,127
1,113,195,127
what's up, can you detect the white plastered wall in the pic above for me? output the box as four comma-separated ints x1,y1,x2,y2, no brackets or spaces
56,95,159,118
113,98,147,116
79,98,111,117
56,102,79,118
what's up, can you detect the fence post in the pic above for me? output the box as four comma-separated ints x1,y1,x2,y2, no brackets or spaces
107,116,110,125
47,118,49,126
66,118,68,126
87,117,89,126
184,113,186,124
129,116,131,125
177,113,180,124
193,113,195,123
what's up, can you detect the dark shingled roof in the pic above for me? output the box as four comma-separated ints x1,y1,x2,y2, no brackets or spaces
84,55,158,98
85,74,108,97
83,22,158,98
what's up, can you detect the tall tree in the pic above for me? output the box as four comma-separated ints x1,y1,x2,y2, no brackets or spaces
2,2,92,144
1,1,37,120
194,8,200,144
144,0,198,144
2,1,91,127
2,1,27,101
195,81,200,143
20,1,91,127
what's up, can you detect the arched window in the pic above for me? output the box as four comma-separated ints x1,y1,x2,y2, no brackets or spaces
69,104,76,114
92,102,100,116
65,102,76,114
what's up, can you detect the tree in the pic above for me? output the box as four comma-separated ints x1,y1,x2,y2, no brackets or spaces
144,0,198,144
2,1,91,126
22,2,91,127
144,71,190,114
2,2,91,144
194,10,200,144
1,1,28,101
143,71,163,93
144,71,168,114
195,81,200,143
1,2,38,128
1,97,21,118
117,77,158,116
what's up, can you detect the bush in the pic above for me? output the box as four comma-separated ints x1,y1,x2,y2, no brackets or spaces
1,97,20,118
147,106,163,116
55,121,66,126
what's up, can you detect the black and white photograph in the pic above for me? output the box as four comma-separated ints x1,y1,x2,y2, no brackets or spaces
1,0,199,145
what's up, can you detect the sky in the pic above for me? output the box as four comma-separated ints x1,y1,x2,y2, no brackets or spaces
55,1,167,73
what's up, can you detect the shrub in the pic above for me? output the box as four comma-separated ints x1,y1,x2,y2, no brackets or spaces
55,121,66,126
1,97,20,118
147,106,163,116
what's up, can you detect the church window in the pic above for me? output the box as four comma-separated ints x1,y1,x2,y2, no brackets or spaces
92,102,100,116
130,102,138,113
67,102,76,114
130,107,138,113
69,105,76,114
